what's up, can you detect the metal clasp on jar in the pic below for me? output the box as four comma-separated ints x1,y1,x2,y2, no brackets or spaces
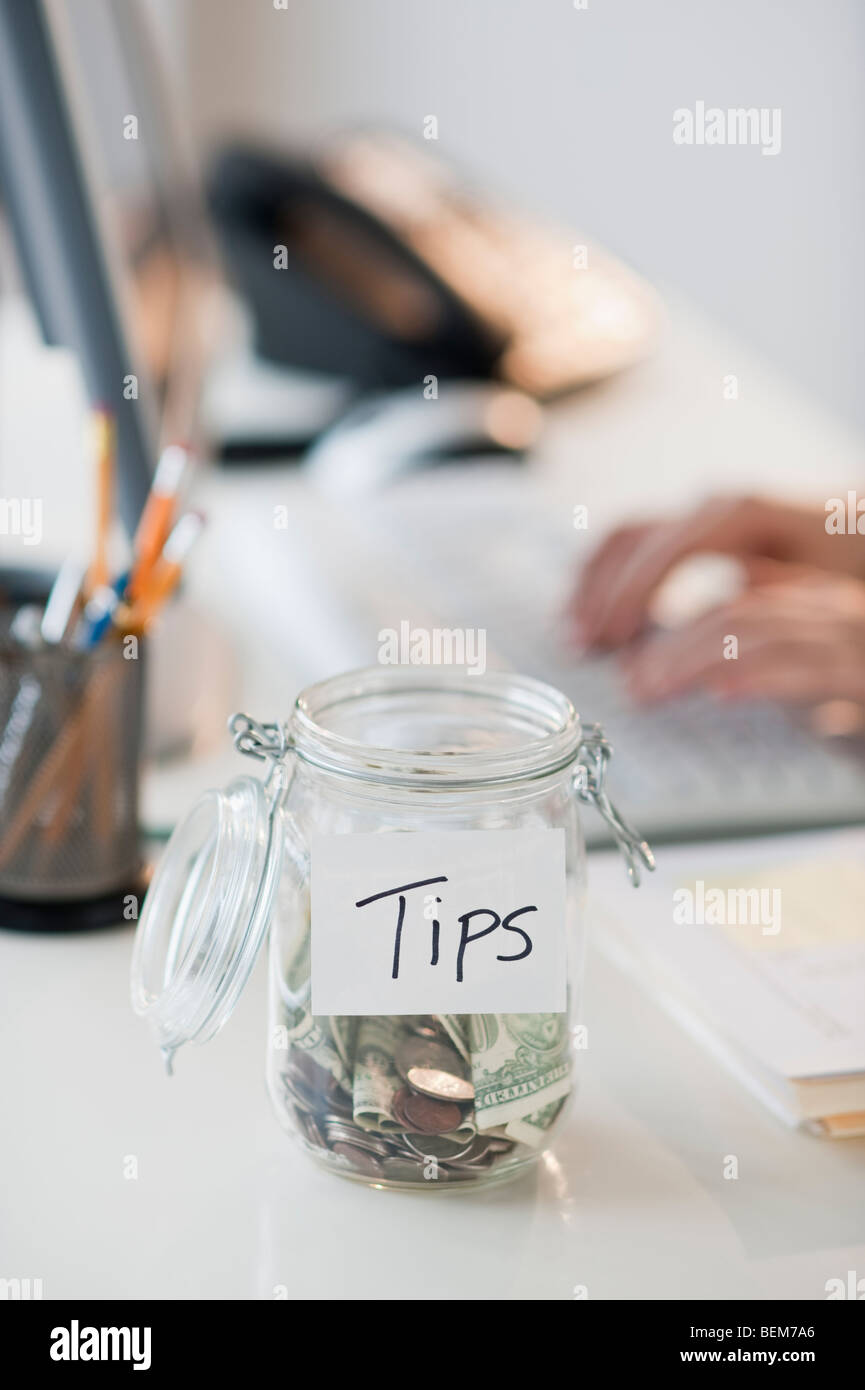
572,723,655,886
228,713,292,798
229,710,654,886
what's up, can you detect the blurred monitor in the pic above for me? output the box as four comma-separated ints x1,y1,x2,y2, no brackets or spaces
0,0,216,532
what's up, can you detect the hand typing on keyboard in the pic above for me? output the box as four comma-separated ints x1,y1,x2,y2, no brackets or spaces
572,495,865,706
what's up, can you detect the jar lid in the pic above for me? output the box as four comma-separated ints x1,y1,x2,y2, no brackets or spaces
130,776,284,1073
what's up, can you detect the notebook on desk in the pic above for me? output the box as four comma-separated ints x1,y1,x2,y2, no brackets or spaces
589,828,865,1136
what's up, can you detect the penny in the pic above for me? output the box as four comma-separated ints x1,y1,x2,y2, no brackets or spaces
330,1142,384,1178
406,1065,474,1103
279,1010,543,1183
400,1090,463,1135
389,1086,415,1131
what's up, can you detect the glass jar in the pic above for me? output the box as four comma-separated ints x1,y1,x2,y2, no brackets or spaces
132,667,652,1191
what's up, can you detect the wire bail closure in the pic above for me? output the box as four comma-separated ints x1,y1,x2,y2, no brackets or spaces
229,713,288,762
229,711,654,885
572,723,655,886
228,713,292,797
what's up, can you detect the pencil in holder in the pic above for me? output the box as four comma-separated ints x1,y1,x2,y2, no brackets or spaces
0,616,146,929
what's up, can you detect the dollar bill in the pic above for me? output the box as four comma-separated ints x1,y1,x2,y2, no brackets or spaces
353,1016,406,1132
468,1014,571,1131
330,1016,358,1073
273,920,353,1091
273,899,313,1022
352,1016,476,1140
504,1098,566,1148
434,1014,470,1063
282,1010,354,1092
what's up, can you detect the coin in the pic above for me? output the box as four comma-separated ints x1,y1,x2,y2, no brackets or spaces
389,1139,428,1161
324,1121,392,1157
298,1111,325,1149
402,1132,476,1161
446,1149,496,1171
331,1142,384,1179
280,1071,318,1113
406,1065,474,1103
396,1036,467,1085
282,1006,545,1183
281,1054,352,1120
445,1134,495,1164
400,1090,463,1135
323,1080,353,1119
390,1086,415,1131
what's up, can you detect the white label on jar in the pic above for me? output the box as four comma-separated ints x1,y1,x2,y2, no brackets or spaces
310,830,567,1015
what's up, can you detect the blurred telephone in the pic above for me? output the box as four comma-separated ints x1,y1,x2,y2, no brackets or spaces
208,131,659,400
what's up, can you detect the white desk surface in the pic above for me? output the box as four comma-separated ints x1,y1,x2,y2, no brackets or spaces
1,295,864,1300
2,844,863,1302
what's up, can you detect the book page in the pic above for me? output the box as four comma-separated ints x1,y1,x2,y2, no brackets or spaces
590,831,865,1081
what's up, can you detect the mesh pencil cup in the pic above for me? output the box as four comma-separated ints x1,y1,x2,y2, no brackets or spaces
0,619,145,929
132,667,653,1190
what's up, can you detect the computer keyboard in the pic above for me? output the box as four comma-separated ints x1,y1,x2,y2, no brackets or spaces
354,467,865,845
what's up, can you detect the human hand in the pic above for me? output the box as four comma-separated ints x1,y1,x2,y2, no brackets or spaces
572,495,865,651
621,564,865,706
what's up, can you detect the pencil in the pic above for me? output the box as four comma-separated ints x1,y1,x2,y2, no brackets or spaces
118,510,204,634
0,672,100,869
88,408,115,592
128,443,190,602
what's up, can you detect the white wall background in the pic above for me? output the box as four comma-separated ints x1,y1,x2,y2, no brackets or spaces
175,0,865,433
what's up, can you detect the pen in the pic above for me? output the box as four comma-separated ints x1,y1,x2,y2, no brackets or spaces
76,571,131,650
128,443,191,602
88,408,115,592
